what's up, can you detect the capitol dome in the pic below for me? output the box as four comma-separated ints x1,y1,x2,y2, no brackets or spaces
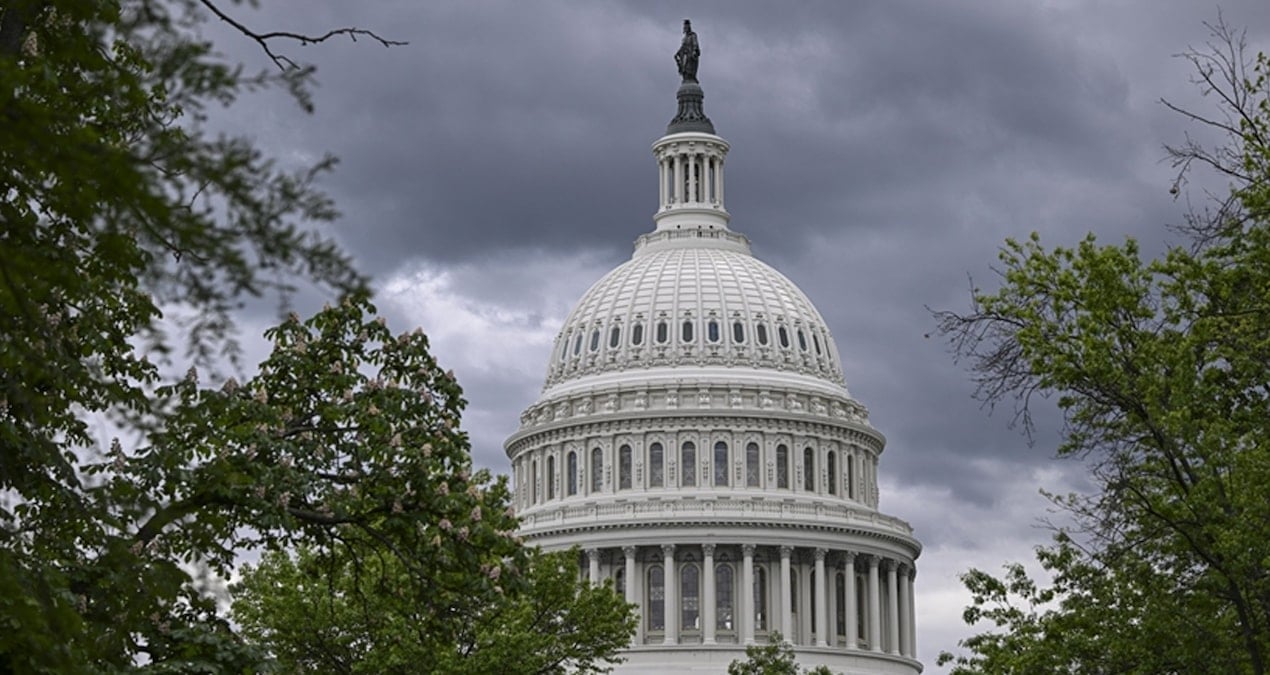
507,21,921,674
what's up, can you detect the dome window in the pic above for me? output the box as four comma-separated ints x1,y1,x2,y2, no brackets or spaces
776,444,789,488
546,455,555,500
649,442,664,487
632,323,644,346
803,447,815,492
745,442,760,487
682,320,695,343
590,447,603,492
681,441,696,486
567,451,578,496
713,441,728,486
573,333,583,356
778,325,790,349
656,321,669,344
559,336,568,362
618,444,632,489
590,330,600,352
797,329,808,352
609,326,621,349
756,323,768,345
813,333,822,355
732,321,745,343
827,451,837,495
707,320,720,343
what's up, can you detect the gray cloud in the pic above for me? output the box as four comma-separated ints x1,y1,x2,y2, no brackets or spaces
201,2,1270,670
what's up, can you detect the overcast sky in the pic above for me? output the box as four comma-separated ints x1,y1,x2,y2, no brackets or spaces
208,2,1269,670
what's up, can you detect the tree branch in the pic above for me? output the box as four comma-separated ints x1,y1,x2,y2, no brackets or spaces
197,0,406,71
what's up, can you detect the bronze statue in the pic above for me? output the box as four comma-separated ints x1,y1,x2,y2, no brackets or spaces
675,19,699,82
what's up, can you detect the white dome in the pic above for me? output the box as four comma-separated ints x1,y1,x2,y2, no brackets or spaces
543,232,847,396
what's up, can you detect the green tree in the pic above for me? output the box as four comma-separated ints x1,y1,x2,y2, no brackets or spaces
234,546,637,674
934,20,1270,675
727,634,836,675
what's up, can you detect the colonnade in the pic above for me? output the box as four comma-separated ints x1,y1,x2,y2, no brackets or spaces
582,543,917,659
658,150,724,208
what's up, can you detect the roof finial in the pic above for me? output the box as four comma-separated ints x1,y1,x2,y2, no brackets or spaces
667,19,715,135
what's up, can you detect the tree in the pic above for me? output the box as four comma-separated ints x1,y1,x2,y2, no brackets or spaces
1,2,630,671
234,546,637,674
934,19,1270,675
727,634,836,675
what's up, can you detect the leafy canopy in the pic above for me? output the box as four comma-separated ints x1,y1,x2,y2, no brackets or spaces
935,19,1270,675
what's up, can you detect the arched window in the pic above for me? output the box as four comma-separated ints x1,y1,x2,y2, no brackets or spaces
590,447,603,492
632,323,644,346
616,567,626,598
681,564,700,631
847,454,855,500
716,564,735,631
609,326,621,349
797,329,808,352
756,322,769,345
733,321,745,343
713,441,728,486
813,333,822,355
755,567,768,631
778,325,790,349
803,447,816,492
648,565,665,631
573,333,583,355
590,329,600,352
827,451,837,495
559,336,568,362
618,444,632,490
746,442,761,487
707,320,720,343
649,442,664,487
531,458,539,503
776,444,789,489
567,451,578,496
656,321,668,344
682,320,694,342
681,441,696,487
546,455,555,500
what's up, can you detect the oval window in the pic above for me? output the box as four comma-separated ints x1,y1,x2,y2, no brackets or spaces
632,323,644,346
733,321,745,343
778,325,790,349
656,321,669,344
574,332,583,355
609,326,621,349
813,333,822,355
756,323,768,345
797,329,807,352
590,330,600,352
682,320,694,342
707,320,720,343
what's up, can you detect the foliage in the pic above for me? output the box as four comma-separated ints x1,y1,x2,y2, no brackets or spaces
234,546,637,674
934,20,1270,675
727,634,836,675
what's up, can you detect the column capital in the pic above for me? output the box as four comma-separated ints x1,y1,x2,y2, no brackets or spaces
813,547,827,562
741,543,757,556
585,547,600,559
842,550,857,565
866,553,880,569
779,545,793,559
883,558,897,572
622,545,637,557
702,543,716,556
661,543,676,557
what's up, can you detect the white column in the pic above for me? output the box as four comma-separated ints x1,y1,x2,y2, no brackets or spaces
779,546,793,640
717,157,724,206
867,555,881,651
843,552,857,649
742,544,756,644
659,157,667,208
886,560,900,654
897,563,911,658
663,544,677,644
703,544,716,644
587,548,601,586
624,546,639,644
907,568,917,658
814,548,828,646
673,154,684,204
